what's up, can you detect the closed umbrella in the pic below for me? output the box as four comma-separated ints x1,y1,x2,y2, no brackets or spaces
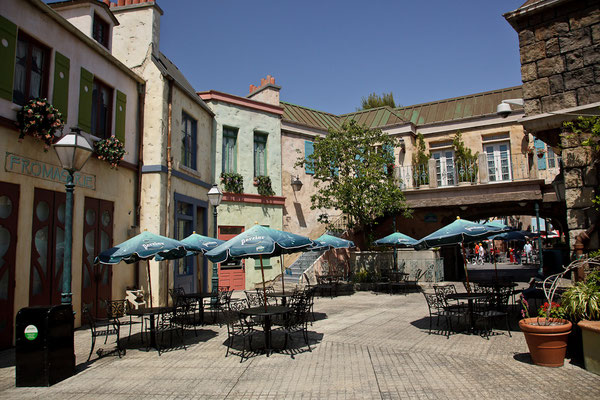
414,218,504,290
95,231,188,307
205,225,313,309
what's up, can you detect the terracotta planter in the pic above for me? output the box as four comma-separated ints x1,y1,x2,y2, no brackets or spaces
519,318,572,367
578,320,600,375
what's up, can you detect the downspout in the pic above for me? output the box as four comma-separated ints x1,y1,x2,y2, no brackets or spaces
164,78,174,303
135,82,146,288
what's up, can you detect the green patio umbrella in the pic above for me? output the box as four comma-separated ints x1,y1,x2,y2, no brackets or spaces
374,231,419,272
414,218,505,290
309,234,355,277
95,231,188,307
205,225,313,309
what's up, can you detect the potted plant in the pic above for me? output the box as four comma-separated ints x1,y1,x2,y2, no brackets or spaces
518,259,577,367
16,98,64,151
411,133,430,188
452,131,478,184
561,257,600,374
253,175,275,197
94,136,126,168
220,172,244,193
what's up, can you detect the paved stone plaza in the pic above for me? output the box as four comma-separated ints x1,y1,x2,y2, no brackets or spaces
1,290,599,399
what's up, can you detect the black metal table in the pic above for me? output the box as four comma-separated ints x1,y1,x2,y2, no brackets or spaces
128,306,173,349
180,292,213,324
266,292,294,306
446,293,488,333
240,305,291,355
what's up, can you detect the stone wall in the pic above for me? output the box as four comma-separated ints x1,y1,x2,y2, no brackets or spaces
508,0,600,115
560,131,599,251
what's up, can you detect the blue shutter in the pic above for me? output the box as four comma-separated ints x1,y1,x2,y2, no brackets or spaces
383,144,394,174
534,138,546,170
304,141,314,174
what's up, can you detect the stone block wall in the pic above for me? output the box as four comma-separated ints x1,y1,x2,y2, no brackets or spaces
509,0,600,115
560,131,599,251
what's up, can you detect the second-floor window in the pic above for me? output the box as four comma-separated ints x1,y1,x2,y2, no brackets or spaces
92,13,109,48
222,127,237,173
13,32,49,106
254,133,267,176
91,79,112,139
182,112,197,169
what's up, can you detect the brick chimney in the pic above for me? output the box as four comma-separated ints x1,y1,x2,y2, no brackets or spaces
247,75,281,106
110,0,163,66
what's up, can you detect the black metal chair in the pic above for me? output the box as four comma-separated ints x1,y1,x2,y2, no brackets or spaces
82,303,124,361
150,306,187,355
422,292,460,338
277,298,312,352
225,299,259,361
473,292,512,339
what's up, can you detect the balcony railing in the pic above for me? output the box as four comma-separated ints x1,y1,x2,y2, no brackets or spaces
397,153,561,190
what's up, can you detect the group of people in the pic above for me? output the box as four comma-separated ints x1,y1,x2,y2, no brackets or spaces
467,240,535,265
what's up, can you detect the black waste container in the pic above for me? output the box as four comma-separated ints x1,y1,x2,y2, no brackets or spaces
15,304,75,387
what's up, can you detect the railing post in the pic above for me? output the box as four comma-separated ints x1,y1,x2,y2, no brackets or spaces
428,159,437,188
478,153,489,184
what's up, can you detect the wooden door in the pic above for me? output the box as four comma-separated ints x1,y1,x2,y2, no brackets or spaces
0,182,19,349
218,226,245,290
29,188,65,306
81,197,113,318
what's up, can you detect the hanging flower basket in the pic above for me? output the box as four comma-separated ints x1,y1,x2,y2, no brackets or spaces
220,172,244,193
537,149,546,158
254,175,275,197
94,136,126,168
16,98,65,151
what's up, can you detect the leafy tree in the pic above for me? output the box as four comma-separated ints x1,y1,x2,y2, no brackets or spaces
452,131,479,182
296,120,410,246
411,133,430,185
359,92,396,110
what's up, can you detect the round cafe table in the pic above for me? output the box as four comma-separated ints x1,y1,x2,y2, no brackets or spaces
240,305,291,355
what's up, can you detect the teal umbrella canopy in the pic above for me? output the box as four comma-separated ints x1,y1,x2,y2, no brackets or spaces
490,230,539,241
94,231,188,265
414,218,504,250
310,234,355,251
205,225,314,264
181,233,225,255
374,232,418,248
484,221,513,233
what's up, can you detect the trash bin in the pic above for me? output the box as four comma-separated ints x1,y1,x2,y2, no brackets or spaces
15,304,75,387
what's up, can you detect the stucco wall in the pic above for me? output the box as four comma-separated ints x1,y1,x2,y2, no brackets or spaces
111,4,160,66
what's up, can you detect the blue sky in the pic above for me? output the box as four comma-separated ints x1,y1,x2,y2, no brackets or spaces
162,1,525,114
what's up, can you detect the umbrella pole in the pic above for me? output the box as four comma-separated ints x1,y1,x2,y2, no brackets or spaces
260,255,268,312
280,255,285,295
147,259,153,308
196,254,202,292
461,243,471,293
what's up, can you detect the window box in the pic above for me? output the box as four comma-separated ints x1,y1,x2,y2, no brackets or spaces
94,136,125,168
16,98,64,151
253,175,274,197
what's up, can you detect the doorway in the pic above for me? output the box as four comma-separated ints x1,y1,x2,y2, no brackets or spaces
218,226,245,290
81,197,113,318
0,182,19,349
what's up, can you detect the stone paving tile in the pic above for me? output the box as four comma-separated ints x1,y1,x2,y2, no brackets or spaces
1,291,600,399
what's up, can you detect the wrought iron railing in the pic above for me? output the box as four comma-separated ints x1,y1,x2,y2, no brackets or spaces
396,153,561,190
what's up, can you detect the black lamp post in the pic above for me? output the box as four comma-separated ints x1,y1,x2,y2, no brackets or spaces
53,127,93,305
534,202,544,277
291,175,303,192
207,184,223,293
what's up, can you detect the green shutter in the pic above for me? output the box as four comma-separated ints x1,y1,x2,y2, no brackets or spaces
304,140,314,174
52,52,70,119
115,90,126,144
78,67,93,132
0,15,17,101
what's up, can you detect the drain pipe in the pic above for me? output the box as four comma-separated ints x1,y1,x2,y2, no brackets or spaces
135,82,146,288
163,78,174,303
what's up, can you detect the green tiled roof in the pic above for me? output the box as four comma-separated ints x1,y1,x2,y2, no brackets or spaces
394,86,523,125
339,107,406,129
281,102,341,131
281,86,523,131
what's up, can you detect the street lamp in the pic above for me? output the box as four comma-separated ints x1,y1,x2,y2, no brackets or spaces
291,175,303,191
207,184,223,292
53,127,93,305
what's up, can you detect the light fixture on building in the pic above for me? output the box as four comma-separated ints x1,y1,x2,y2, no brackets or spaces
496,98,524,118
53,127,93,305
459,205,468,211
552,174,565,202
291,175,303,191
518,201,527,207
